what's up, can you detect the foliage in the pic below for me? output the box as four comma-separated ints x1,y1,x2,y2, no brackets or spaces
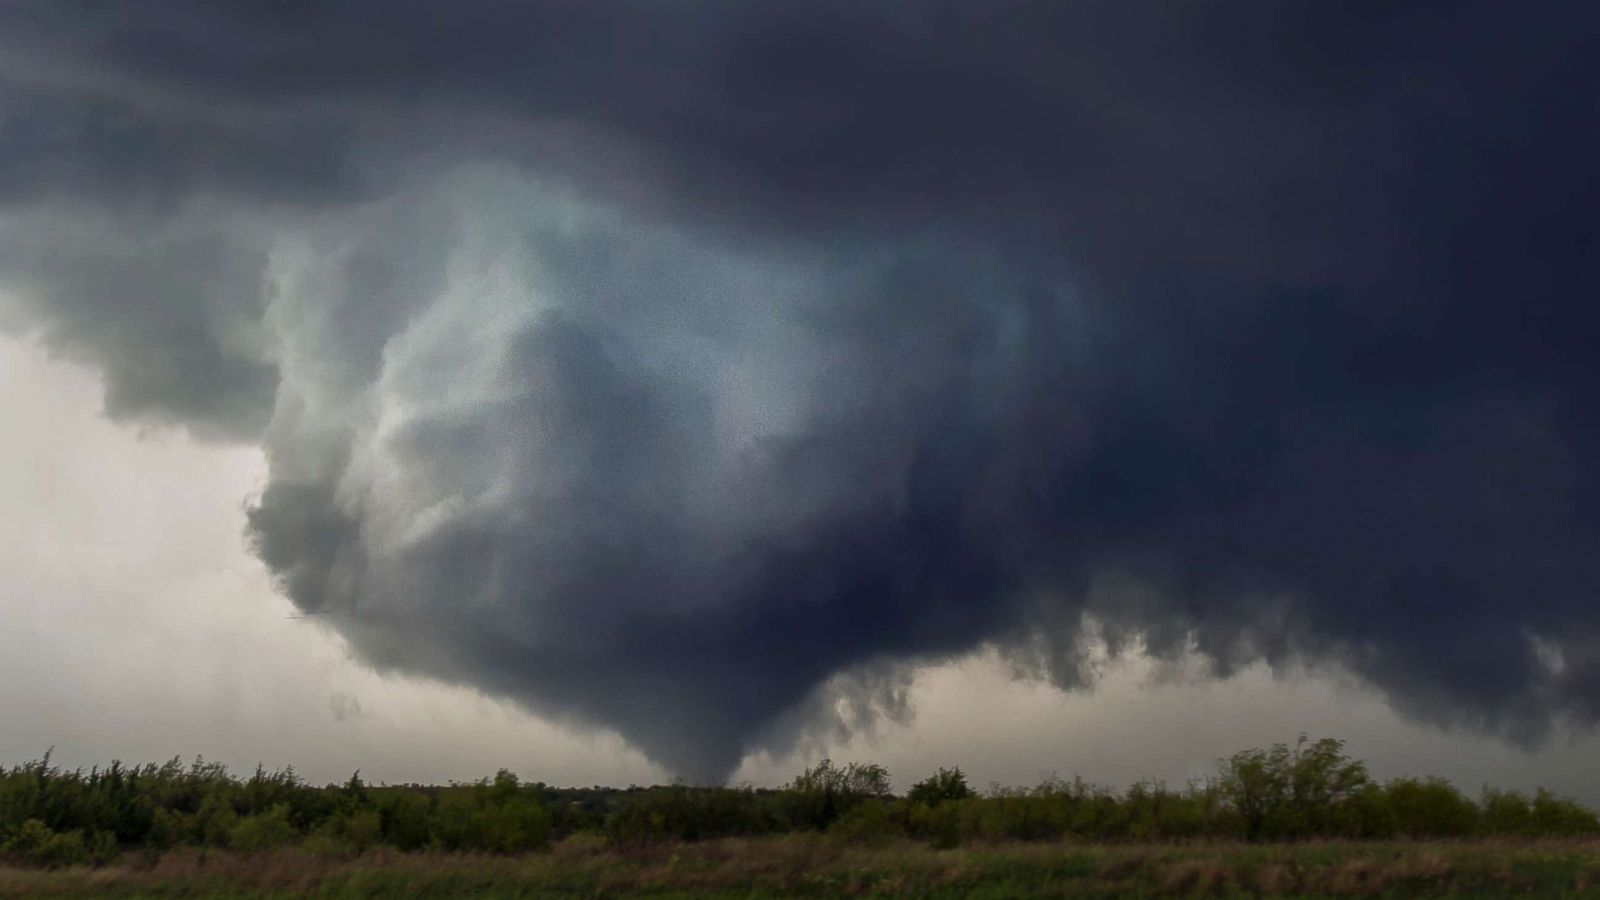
3,819,88,868
828,798,904,847
779,759,891,831
1,736,1595,869
1217,735,1371,839
227,804,294,852
906,767,971,807
603,782,776,844
426,771,550,853
1381,777,1478,837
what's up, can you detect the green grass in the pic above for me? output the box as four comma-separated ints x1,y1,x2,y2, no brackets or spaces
6,836,1600,898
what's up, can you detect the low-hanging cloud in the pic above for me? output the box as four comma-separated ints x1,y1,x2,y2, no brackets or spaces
2,2,1599,780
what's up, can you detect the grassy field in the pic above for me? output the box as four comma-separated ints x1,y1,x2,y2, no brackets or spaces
6,836,1600,898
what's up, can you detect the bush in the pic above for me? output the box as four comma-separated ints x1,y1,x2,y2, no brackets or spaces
435,771,552,852
0,738,1594,861
228,804,296,852
1531,788,1600,835
1384,778,1477,837
1481,787,1533,835
466,801,549,853
780,759,891,831
828,799,905,846
193,792,237,847
375,790,433,851
907,800,962,848
5,819,90,868
1328,784,1396,839
605,783,773,844
1219,736,1370,840
908,768,972,807
1122,780,1206,840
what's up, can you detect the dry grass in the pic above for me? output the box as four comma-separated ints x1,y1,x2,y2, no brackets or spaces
1158,858,1230,894
4,836,1600,898
1326,857,1382,894
1253,861,1295,894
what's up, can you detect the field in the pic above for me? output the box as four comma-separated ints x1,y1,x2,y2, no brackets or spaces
6,740,1598,896
6,836,1600,899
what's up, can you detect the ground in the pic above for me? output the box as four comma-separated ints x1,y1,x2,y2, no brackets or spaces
6,836,1600,898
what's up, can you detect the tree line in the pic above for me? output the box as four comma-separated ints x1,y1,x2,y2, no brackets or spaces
2,737,1595,867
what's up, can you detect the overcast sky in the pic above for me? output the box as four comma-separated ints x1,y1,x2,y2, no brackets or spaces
2,3,1599,797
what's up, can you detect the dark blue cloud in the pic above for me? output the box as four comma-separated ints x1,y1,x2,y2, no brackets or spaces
3,1,1598,777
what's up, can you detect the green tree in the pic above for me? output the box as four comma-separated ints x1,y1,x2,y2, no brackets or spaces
908,767,973,807
1219,735,1368,839
228,804,295,852
782,759,891,830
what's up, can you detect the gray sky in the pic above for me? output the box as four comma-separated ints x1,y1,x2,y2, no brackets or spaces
4,331,1596,801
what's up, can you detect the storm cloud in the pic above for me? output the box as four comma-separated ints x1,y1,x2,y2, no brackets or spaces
3,2,1598,780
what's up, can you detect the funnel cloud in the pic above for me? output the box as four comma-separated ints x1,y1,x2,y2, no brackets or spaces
2,3,1598,780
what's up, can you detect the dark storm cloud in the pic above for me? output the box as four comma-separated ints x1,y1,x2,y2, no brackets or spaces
0,211,278,437
4,2,1599,777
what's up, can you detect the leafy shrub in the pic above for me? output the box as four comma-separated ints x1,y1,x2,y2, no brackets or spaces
908,800,962,848
780,759,891,831
605,783,774,844
1481,787,1534,835
828,798,906,846
435,771,552,852
1383,778,1477,837
1531,788,1600,835
907,768,972,807
374,790,433,851
0,737,1594,864
1120,780,1207,840
1219,736,1370,840
193,792,237,847
4,819,89,868
228,804,295,852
